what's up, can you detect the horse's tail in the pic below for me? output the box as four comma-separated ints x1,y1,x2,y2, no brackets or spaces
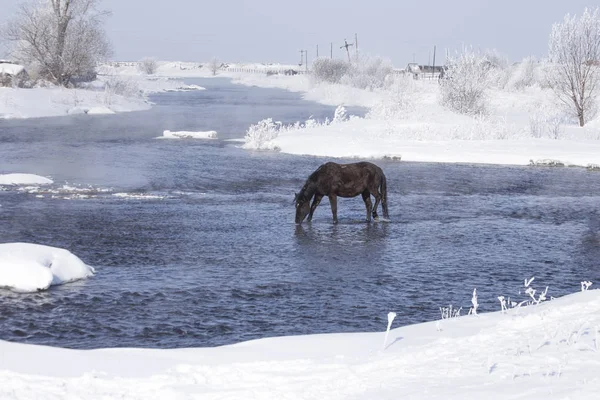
380,173,389,219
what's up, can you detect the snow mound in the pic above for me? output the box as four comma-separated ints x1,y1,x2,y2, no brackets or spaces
165,84,206,92
0,174,53,185
0,243,94,293
160,130,217,139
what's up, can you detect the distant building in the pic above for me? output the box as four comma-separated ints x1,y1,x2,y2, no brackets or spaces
0,63,29,87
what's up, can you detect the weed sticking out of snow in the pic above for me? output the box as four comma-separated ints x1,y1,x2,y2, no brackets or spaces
529,159,566,167
468,288,479,315
440,305,462,320
382,312,397,349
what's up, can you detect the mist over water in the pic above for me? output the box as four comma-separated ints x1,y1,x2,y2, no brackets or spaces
1,78,600,349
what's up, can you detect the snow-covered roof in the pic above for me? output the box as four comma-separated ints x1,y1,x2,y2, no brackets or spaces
0,63,25,75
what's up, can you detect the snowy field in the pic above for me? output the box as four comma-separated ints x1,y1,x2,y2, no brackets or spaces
1,288,599,399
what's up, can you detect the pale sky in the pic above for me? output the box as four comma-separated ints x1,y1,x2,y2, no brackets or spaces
1,0,598,66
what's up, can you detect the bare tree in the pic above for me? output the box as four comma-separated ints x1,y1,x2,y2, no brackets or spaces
3,0,111,86
209,57,219,76
548,7,600,127
138,57,157,75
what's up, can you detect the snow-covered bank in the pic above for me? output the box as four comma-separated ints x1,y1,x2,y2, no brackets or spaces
0,243,94,293
0,174,53,185
0,86,150,119
272,117,600,166
241,75,600,166
1,289,599,398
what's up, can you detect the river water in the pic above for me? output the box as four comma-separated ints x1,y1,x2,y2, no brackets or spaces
1,78,600,349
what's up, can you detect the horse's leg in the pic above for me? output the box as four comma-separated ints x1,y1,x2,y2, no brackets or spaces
328,194,338,224
307,193,323,222
369,183,381,220
372,194,381,220
361,191,372,222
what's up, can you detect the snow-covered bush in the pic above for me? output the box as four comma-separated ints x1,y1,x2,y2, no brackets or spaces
508,57,539,90
341,56,394,90
529,103,565,139
483,50,511,89
243,106,352,150
366,75,417,120
243,118,282,150
311,58,349,84
103,77,142,105
440,48,492,115
138,58,157,75
333,105,348,123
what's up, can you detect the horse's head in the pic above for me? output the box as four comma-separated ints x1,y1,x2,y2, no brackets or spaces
294,191,310,224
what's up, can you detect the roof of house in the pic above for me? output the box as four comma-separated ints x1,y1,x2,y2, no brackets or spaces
0,63,25,75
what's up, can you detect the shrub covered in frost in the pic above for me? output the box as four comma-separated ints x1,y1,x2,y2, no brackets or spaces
508,57,539,90
311,56,393,90
333,105,348,123
102,77,143,106
440,48,492,115
311,58,349,84
243,106,353,150
341,56,394,90
138,58,157,75
243,118,282,150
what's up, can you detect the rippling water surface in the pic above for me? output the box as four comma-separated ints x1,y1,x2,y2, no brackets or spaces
1,78,600,349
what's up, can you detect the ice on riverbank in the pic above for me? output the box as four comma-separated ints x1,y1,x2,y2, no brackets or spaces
0,243,94,293
160,130,217,139
0,174,53,185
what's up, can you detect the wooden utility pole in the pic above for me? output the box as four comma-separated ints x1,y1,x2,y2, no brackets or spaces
316,44,319,58
305,49,308,72
299,49,304,67
340,39,354,63
330,42,333,59
355,33,359,62
432,45,436,79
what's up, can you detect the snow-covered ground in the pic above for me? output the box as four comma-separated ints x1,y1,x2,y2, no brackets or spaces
239,73,600,167
0,243,94,292
1,288,599,399
0,82,154,119
0,62,211,119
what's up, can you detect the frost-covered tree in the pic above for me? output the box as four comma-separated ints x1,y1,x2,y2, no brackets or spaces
440,47,491,115
3,0,111,86
548,7,600,126
209,57,220,76
138,57,157,75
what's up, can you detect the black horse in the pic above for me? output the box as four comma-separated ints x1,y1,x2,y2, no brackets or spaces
295,161,389,224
